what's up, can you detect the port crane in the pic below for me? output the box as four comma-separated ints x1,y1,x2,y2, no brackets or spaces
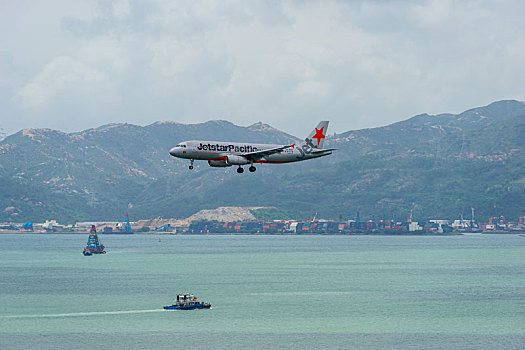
114,211,133,233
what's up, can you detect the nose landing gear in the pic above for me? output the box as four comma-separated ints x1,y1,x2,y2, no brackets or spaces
189,159,194,170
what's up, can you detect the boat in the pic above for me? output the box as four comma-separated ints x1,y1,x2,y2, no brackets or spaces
83,225,106,256
163,293,211,310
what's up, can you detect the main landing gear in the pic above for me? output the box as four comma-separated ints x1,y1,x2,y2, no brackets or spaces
189,159,194,170
237,165,256,173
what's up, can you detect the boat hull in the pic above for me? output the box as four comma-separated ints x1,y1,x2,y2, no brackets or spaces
83,248,106,256
164,303,211,310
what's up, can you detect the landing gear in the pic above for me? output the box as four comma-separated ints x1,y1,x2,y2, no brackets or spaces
237,167,244,174
249,166,256,172
189,159,194,170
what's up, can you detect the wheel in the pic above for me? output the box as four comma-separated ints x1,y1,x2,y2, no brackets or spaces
189,165,194,170
237,167,244,173
249,166,256,172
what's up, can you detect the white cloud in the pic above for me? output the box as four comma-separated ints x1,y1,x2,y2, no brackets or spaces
148,39,203,76
113,0,131,20
12,56,121,131
15,56,108,110
293,80,331,97
1,0,524,136
410,0,454,28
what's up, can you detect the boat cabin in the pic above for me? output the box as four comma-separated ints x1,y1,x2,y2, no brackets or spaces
175,293,198,305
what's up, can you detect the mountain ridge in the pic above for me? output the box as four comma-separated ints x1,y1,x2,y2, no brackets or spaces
1,100,523,223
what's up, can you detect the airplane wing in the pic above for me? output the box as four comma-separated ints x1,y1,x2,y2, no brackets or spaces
240,144,294,160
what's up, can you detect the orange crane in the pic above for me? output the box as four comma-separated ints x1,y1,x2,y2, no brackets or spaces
488,216,504,225
488,216,506,229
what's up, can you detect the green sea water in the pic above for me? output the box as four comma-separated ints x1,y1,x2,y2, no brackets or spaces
0,234,524,349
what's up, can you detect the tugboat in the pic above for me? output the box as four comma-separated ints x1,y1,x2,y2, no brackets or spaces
83,225,106,256
164,293,211,310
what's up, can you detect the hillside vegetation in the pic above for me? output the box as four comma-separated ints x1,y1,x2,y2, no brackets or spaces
1,100,524,223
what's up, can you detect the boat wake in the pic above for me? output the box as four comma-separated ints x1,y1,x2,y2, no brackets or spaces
1,309,165,319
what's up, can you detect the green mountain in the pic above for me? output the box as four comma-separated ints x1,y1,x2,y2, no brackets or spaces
1,101,524,223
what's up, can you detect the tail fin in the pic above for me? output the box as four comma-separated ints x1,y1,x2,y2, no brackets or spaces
305,121,329,149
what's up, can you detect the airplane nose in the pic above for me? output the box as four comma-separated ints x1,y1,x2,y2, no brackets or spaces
169,147,178,157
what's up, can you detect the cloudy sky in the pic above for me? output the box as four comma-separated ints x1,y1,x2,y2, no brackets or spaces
1,0,524,137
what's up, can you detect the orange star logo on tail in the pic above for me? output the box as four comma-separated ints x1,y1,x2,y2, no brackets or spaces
312,127,325,146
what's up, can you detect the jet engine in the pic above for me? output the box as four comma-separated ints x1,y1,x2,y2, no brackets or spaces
226,155,250,165
208,160,231,167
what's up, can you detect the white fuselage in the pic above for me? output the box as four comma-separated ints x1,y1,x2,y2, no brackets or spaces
169,140,330,164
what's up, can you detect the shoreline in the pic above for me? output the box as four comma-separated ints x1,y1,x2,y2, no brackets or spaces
2,231,524,236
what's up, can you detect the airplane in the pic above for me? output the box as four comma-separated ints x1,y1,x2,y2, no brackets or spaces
169,121,335,173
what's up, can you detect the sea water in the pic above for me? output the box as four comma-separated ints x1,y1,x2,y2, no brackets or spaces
0,234,524,349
